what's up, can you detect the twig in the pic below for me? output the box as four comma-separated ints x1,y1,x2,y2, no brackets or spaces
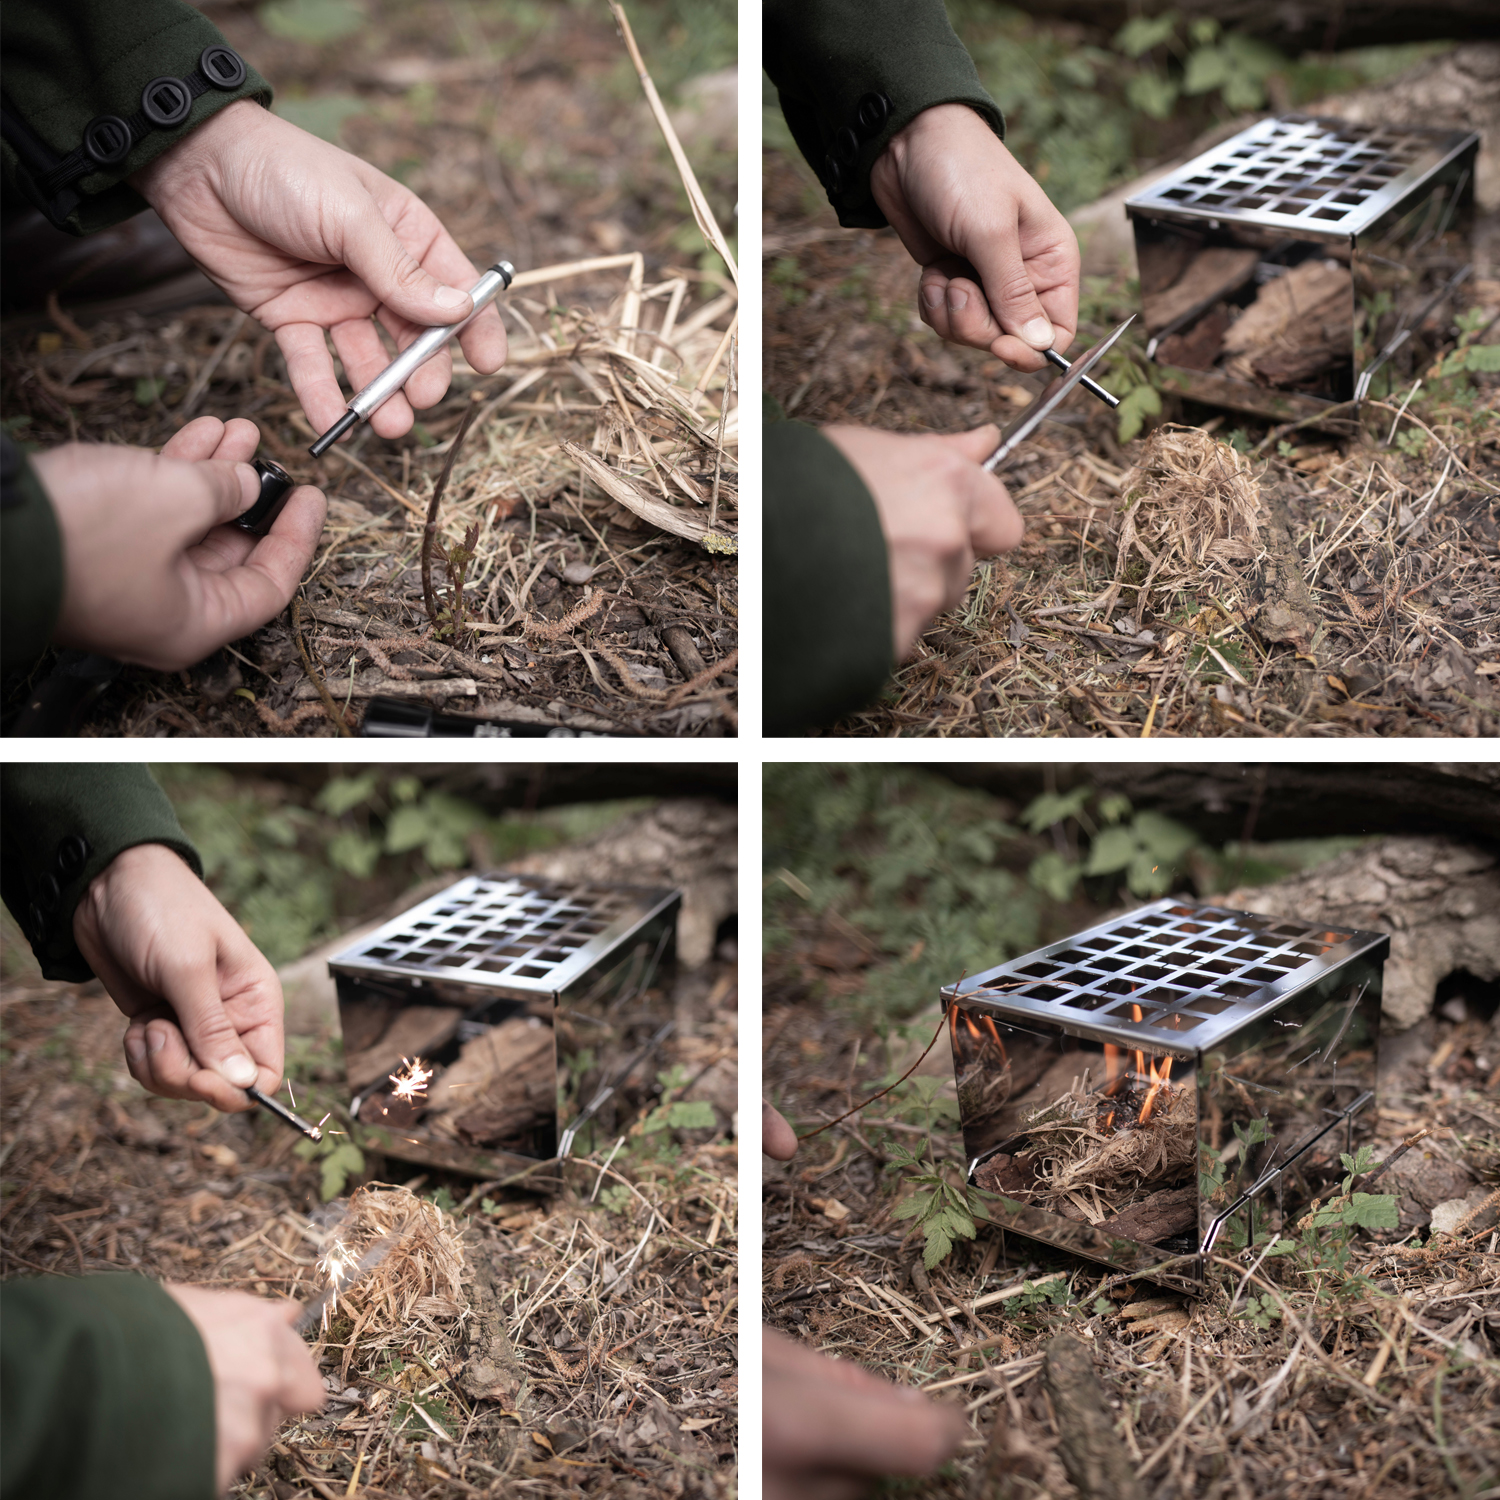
421,396,482,635
179,310,249,420
709,330,734,530
291,596,351,736
797,1001,953,1142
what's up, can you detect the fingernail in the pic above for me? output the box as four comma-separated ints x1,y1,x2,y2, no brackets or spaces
434,285,469,309
222,1055,257,1087
922,284,944,310
148,1030,166,1055
947,286,969,312
125,1036,146,1064
1023,317,1054,349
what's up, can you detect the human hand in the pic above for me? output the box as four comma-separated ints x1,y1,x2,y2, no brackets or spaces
870,104,1080,373
764,1101,798,1161
764,1328,967,1500
163,1284,324,1495
35,415,324,671
823,424,1023,659
132,100,507,441
73,843,285,1113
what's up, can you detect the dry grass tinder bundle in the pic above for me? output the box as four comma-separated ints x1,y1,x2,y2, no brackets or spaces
1109,425,1266,618
303,1183,468,1381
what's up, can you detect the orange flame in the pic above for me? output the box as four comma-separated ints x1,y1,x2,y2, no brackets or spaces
1103,1043,1125,1097
1137,1054,1174,1126
980,1015,1009,1066
1131,1006,1146,1080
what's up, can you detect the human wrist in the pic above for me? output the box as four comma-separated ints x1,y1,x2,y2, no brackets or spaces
130,97,264,205
74,843,195,947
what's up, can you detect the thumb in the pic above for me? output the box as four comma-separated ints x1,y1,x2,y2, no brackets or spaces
969,234,1055,352
338,198,473,327
162,457,260,544
938,425,1001,464
162,955,259,1089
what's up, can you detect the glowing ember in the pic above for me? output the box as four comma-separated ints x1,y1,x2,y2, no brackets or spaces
316,1237,360,1331
388,1056,434,1104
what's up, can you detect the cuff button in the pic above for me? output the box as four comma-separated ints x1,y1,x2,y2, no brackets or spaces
82,116,133,167
200,45,248,91
56,834,91,879
855,92,892,139
141,77,194,129
833,126,859,165
824,155,848,194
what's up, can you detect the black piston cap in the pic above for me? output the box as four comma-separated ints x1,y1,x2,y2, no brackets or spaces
233,458,294,534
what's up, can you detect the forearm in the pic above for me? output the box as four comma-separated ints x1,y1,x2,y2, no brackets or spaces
764,420,893,734
764,0,1003,228
0,764,201,981
0,0,269,234
0,1275,216,1500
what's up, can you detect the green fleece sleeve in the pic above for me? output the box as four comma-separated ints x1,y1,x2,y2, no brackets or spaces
0,436,64,676
0,1275,216,1500
0,0,271,234
764,0,1003,229
0,764,203,983
764,420,893,735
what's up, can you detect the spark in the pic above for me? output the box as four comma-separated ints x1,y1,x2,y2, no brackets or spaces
316,1237,360,1332
316,1113,332,1132
389,1056,434,1104
286,1079,297,1109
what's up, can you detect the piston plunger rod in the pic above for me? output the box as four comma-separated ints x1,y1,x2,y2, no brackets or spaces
309,260,515,456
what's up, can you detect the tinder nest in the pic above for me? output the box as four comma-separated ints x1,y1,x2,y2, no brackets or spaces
301,1183,468,1381
1108,424,1266,618
1023,1083,1198,1200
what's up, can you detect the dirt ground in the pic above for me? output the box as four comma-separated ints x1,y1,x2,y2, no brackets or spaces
763,146,1500,739
1,909,738,1498
762,885,1500,1498
2,0,737,737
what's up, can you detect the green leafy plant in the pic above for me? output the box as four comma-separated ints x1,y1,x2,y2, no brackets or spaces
639,1065,718,1137
888,1144,989,1270
295,1133,365,1201
1022,789,1200,901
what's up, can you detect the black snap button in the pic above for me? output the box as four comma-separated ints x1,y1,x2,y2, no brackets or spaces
199,45,247,91
832,126,859,165
855,92,892,139
82,116,133,167
824,155,847,194
28,903,46,939
36,874,60,912
55,834,91,879
141,76,193,129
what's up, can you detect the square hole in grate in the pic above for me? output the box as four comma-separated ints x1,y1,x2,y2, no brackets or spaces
1212,983,1259,1000
514,964,552,978
1129,964,1171,981
1108,1002,1160,1023
1201,960,1237,976
1243,967,1283,982
1018,962,1059,978
1183,995,1236,1014
1098,979,1139,996
1064,992,1113,1010
1263,954,1301,970
1140,985,1186,1005
1082,938,1117,951
1090,957,1129,973
365,946,394,959
1024,984,1070,1001
1058,970,1098,987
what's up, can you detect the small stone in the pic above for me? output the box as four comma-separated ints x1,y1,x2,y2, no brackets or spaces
562,560,596,584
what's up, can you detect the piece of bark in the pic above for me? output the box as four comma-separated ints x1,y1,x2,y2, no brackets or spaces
975,1152,1041,1197
1157,303,1235,370
1043,1334,1147,1500
343,1003,465,1092
1249,480,1322,652
1221,260,1352,387
660,623,707,683
1096,1185,1199,1243
1143,247,1259,334
425,1017,555,1144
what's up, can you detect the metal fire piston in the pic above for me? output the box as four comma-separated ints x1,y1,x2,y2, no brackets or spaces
309,260,515,457
983,316,1135,472
245,1084,323,1141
